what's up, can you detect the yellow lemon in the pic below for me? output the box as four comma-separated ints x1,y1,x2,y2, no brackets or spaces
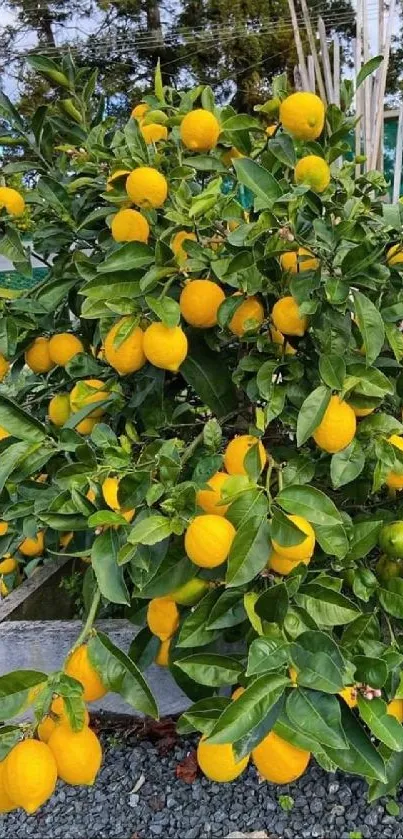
104,317,146,376
19,531,44,557
348,401,376,418
180,279,225,328
147,597,179,641
25,337,54,374
339,687,358,708
48,333,84,367
272,514,315,562
0,556,17,574
266,125,277,137
4,739,57,813
294,155,331,193
386,435,403,490
252,730,310,783
70,378,109,419
38,696,90,743
197,737,249,782
48,393,71,426
0,426,10,441
280,92,325,141
280,248,319,273
170,578,210,606
222,146,244,166
185,514,236,568
126,167,168,209
196,472,230,516
387,698,403,722
48,724,102,785
102,476,135,523
171,230,197,264
111,208,150,243
141,123,168,143
232,686,245,700
65,645,107,702
0,521,8,537
269,325,297,355
229,296,265,337
0,186,25,216
132,103,150,120
0,761,17,813
106,169,131,191
74,417,98,435
143,322,188,372
180,109,221,151
313,395,356,454
271,297,308,337
155,638,171,666
268,550,310,575
387,244,403,266
224,435,267,475
59,531,73,549
0,353,9,381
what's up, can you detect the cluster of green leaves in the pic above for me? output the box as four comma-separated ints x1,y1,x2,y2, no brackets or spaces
2,54,403,793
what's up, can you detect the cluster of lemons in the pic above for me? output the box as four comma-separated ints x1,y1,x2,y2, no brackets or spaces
0,522,48,599
0,644,106,814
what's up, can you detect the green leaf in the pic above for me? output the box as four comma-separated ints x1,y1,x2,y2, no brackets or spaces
330,440,365,489
353,290,385,365
271,508,307,547
356,55,384,88
221,115,262,132
177,590,221,648
226,488,268,529
0,670,47,721
175,653,243,686
246,637,290,676
88,510,128,528
357,696,403,750
181,336,237,418
368,748,403,801
0,394,47,442
325,704,386,782
319,354,346,389
268,134,296,167
128,515,173,546
0,726,23,761
276,484,344,527
296,386,331,447
378,578,403,618
342,613,381,652
385,322,403,362
233,158,282,207
0,441,33,494
154,58,164,101
207,589,246,629
255,583,289,625
226,516,270,587
295,584,359,627
146,295,180,327
91,529,129,605
88,632,158,718
177,697,230,736
26,54,71,87
207,673,287,745
289,630,345,693
286,688,348,749
98,243,154,274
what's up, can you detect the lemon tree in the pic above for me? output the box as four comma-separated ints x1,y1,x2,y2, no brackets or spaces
2,52,403,802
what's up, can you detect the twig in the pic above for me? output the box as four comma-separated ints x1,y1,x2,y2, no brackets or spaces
69,586,101,655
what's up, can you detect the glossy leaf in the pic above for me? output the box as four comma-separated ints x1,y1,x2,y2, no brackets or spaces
206,673,288,744
91,529,129,605
286,688,348,749
88,632,158,718
175,653,244,686
226,516,270,587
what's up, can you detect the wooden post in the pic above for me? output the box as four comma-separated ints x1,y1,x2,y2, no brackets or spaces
318,17,334,103
355,0,363,179
307,55,315,91
333,34,340,108
362,0,372,170
393,103,403,203
299,0,327,104
370,0,397,170
287,0,310,92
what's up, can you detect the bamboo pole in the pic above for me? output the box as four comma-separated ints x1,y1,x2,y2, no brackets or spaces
318,17,334,103
333,34,340,108
307,55,315,91
287,0,310,92
370,0,397,170
393,103,403,203
376,0,385,170
299,0,327,103
354,0,363,179
362,0,372,170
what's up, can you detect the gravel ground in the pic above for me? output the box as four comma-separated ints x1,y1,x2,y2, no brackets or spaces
1,720,402,839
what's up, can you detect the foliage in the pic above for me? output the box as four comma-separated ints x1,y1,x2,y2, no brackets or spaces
1,51,403,797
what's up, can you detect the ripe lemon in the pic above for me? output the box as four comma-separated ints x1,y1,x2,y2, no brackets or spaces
289,667,298,685
102,476,135,523
4,739,57,813
0,760,17,813
111,208,150,243
232,686,245,700
222,146,244,166
171,230,197,264
106,169,131,191
141,123,168,143
268,550,310,575
48,393,71,426
0,185,25,216
104,317,146,375
312,395,356,453
180,109,221,151
180,279,225,328
0,556,17,574
271,297,308,337
38,696,90,743
75,417,99,435
339,687,357,708
269,325,297,356
0,521,8,536
155,638,171,666
280,92,325,141
385,436,403,489
0,426,10,441
48,723,102,785
229,296,265,337
143,322,188,372
294,155,330,193
48,333,84,367
126,167,168,209
348,401,376,418
65,644,108,702
280,247,319,273
19,531,44,557
388,698,403,722
387,244,403,266
0,352,9,381
25,337,54,374
196,472,230,516
184,514,236,568
266,125,277,137
197,737,249,782
252,730,310,783
147,597,179,641
224,435,267,475
170,578,210,606
379,520,403,557
272,514,315,561
132,103,149,120
70,378,109,418
0,580,8,597
59,531,73,549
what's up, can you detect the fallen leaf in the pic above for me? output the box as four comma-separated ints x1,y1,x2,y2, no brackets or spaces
176,750,198,784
